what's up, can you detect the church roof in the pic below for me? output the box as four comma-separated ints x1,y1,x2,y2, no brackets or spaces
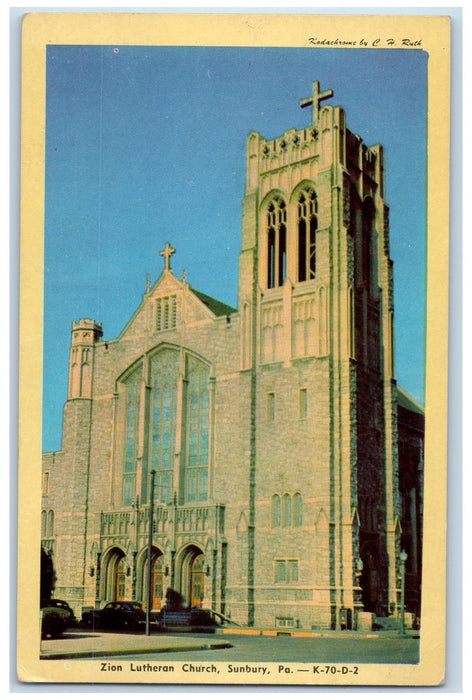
191,288,237,317
397,387,424,417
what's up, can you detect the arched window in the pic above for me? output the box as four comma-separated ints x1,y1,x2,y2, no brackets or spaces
47,510,55,537
148,349,180,504
293,493,303,526
123,367,142,506
266,196,287,289
185,356,210,503
271,494,281,527
282,493,292,527
297,189,317,282
121,349,212,507
41,510,47,538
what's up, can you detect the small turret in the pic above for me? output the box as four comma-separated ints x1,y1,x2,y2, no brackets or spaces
68,319,103,399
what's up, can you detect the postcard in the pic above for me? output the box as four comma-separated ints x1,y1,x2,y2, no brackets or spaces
17,11,450,686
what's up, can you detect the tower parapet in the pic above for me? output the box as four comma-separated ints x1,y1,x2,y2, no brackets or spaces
68,319,103,399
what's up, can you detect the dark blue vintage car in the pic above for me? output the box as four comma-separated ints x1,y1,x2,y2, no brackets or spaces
81,601,146,630
41,599,76,639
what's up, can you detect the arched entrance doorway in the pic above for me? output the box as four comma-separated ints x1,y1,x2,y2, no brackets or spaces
178,545,206,608
138,547,165,611
103,547,127,601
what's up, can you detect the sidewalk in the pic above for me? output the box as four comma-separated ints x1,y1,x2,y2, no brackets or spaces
40,629,233,660
40,626,419,661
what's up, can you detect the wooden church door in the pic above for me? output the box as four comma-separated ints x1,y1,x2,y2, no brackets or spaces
190,553,205,608
151,554,165,610
115,558,126,601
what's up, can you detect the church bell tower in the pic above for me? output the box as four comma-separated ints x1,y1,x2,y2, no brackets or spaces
238,80,400,628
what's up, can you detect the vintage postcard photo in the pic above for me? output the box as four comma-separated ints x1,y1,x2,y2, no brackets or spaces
17,11,450,686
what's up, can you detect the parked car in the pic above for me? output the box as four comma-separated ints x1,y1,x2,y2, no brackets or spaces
40,599,75,639
41,598,76,624
81,601,146,630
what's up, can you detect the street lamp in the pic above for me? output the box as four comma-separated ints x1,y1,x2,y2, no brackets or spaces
146,470,156,636
399,549,408,636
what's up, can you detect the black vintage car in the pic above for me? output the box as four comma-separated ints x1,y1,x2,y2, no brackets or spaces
40,599,76,639
41,598,76,623
81,601,146,630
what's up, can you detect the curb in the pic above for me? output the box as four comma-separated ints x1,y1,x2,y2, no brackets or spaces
213,627,419,640
40,640,233,661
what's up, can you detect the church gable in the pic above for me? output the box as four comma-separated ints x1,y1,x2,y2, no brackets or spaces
118,245,236,341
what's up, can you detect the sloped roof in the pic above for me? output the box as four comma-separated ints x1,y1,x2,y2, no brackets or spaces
192,288,237,317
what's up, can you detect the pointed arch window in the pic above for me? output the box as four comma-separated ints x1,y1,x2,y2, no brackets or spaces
123,368,141,506
148,349,180,504
266,196,287,288
271,494,281,527
120,349,212,507
293,493,303,526
282,493,292,527
41,510,47,538
297,189,318,282
185,356,210,502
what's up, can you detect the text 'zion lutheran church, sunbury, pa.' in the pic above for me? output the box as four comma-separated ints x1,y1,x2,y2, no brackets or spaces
41,81,424,630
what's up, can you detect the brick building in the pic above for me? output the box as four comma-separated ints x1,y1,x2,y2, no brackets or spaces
41,80,424,630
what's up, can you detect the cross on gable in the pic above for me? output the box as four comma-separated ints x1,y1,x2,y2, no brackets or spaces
160,242,176,271
300,80,334,124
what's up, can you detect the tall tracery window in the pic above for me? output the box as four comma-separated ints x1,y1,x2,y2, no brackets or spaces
147,349,180,504
267,196,287,289
297,189,318,282
123,368,141,506
185,356,210,502
121,348,211,506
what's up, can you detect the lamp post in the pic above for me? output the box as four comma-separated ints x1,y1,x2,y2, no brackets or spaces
146,470,156,636
131,496,140,600
399,549,408,636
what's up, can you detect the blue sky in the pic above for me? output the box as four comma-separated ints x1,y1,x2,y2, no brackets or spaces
43,45,427,452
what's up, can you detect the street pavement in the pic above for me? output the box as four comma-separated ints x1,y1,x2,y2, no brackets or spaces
40,625,419,662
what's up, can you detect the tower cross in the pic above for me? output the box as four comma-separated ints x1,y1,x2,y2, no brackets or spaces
160,242,176,271
300,80,334,124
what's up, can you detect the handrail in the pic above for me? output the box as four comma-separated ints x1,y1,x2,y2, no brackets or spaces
206,609,241,626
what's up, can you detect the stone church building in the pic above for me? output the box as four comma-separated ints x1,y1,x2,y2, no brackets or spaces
41,81,424,630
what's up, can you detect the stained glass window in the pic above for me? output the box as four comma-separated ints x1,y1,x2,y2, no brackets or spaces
185,356,210,502
122,349,211,506
123,368,141,505
149,349,179,504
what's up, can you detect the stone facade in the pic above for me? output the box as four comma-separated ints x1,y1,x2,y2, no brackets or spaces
41,81,423,630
